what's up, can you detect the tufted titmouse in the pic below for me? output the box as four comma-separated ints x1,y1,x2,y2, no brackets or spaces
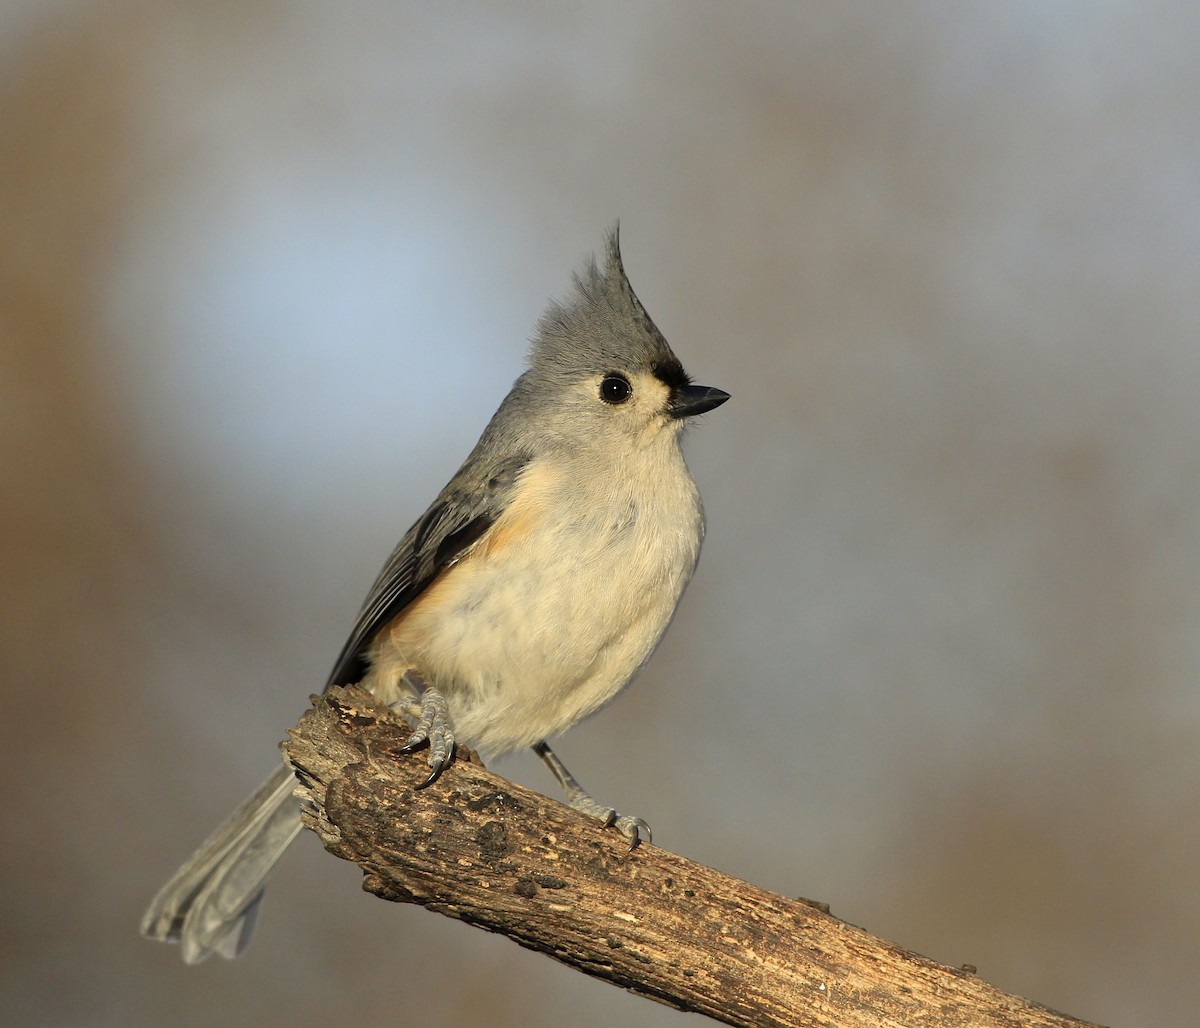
141,230,728,963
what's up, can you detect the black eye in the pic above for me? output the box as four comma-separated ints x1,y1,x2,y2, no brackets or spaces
599,373,632,405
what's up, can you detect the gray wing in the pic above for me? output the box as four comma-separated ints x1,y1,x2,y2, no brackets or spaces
324,449,531,689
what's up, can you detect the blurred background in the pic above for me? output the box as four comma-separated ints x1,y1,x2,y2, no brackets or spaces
3,3,1198,1026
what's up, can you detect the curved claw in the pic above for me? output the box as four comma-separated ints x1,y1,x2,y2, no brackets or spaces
615,815,652,849
415,757,449,791
397,736,425,755
394,683,455,785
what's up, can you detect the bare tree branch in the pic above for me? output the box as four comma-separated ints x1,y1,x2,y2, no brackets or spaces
284,687,1103,1028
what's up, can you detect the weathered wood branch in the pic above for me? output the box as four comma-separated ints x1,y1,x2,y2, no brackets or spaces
284,686,1103,1028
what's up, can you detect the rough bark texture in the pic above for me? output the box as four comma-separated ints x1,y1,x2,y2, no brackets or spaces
284,687,1103,1028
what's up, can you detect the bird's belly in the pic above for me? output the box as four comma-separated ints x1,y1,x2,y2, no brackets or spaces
369,506,700,755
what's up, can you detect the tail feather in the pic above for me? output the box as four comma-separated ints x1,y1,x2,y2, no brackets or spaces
140,763,303,963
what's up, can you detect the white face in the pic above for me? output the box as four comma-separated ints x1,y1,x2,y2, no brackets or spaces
571,367,682,449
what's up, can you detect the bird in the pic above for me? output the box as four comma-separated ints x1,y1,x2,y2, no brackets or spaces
140,229,729,964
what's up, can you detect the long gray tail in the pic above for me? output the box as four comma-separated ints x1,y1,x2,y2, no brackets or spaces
140,763,303,963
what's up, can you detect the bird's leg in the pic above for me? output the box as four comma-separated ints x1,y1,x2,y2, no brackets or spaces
532,740,651,848
395,669,456,789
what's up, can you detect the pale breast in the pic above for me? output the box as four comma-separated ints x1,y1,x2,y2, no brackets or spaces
367,451,704,755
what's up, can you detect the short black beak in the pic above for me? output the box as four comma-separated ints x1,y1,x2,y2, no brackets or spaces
668,384,730,420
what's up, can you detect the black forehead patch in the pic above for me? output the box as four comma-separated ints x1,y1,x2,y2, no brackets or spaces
651,356,691,390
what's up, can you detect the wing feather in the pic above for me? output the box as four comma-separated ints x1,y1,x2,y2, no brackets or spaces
324,450,531,688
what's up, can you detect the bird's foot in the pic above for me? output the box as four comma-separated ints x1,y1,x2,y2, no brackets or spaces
395,673,455,788
532,740,651,848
